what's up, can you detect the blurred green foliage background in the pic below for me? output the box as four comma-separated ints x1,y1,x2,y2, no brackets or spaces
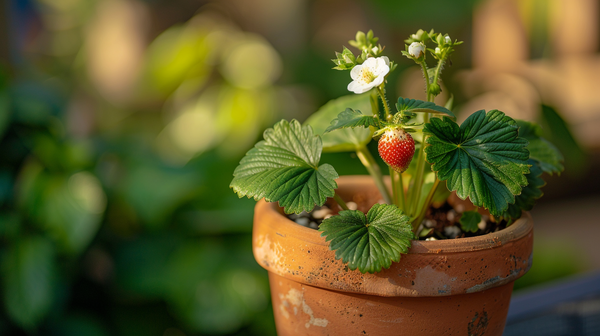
0,0,598,335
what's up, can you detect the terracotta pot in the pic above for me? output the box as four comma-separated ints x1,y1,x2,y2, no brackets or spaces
253,175,533,335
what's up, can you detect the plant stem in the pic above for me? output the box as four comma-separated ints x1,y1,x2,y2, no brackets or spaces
334,193,349,211
420,62,432,102
431,51,447,94
376,86,392,120
390,169,406,211
412,177,440,231
408,113,430,216
356,146,392,205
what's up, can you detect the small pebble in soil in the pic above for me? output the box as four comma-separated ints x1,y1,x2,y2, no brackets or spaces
424,219,436,229
309,221,319,229
324,214,333,219
443,225,461,239
425,237,437,241
477,218,487,230
446,210,456,222
346,202,358,210
313,207,332,219
295,217,309,226
454,204,465,213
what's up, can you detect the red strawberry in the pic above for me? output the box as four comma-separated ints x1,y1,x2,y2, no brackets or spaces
377,127,415,173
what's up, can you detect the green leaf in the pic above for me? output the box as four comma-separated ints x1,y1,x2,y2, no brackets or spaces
318,204,413,273
2,237,56,329
230,119,338,214
325,108,380,133
501,159,545,221
424,110,530,216
0,91,10,138
539,105,587,174
459,211,481,233
396,97,455,118
305,94,374,152
516,120,564,175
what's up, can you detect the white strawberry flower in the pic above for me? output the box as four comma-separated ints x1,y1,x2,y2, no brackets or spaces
347,56,390,94
408,42,425,58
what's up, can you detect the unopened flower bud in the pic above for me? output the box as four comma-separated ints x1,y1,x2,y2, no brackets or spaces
408,42,425,58
428,83,441,96
445,35,451,44
435,47,441,55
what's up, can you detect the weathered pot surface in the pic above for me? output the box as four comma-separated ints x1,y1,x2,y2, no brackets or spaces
253,175,533,335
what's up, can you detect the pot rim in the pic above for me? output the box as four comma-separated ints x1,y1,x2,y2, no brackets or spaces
253,175,534,297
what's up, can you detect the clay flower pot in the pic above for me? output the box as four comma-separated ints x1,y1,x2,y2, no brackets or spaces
253,176,533,335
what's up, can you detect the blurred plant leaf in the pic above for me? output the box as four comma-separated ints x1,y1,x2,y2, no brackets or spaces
49,314,110,336
122,162,200,228
424,110,530,216
305,94,373,152
539,105,587,175
516,120,564,175
459,211,481,233
10,82,61,125
2,236,56,329
115,234,182,298
319,204,413,273
500,159,545,221
231,119,338,214
164,240,269,334
17,163,105,254
142,25,211,96
0,90,10,138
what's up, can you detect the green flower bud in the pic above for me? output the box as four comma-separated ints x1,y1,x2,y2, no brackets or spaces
428,83,441,96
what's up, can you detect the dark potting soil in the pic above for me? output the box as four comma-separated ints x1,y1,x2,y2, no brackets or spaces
286,201,508,241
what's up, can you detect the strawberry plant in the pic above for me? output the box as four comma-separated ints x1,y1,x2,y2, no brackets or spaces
230,29,563,274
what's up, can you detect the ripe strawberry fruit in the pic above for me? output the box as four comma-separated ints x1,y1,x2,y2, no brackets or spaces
377,127,415,173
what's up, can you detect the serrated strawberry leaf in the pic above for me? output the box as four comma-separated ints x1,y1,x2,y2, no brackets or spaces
230,119,338,214
424,110,530,216
324,108,380,133
459,211,481,233
305,94,374,152
396,97,455,118
500,159,545,221
318,204,413,274
516,120,564,175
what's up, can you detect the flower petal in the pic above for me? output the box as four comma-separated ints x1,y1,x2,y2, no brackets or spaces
350,64,363,80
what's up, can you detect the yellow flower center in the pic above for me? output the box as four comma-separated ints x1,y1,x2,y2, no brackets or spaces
360,68,376,84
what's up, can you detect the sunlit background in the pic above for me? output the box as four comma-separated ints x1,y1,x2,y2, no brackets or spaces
1,0,599,335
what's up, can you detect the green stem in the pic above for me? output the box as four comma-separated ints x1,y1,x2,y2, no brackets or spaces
412,177,440,231
390,169,406,211
389,167,398,207
334,193,349,211
376,86,392,120
432,58,445,92
408,113,430,217
356,146,392,205
420,62,432,102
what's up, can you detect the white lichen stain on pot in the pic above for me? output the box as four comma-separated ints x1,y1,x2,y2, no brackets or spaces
254,234,285,274
413,265,453,295
278,288,329,328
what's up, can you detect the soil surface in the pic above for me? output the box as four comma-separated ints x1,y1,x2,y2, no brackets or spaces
287,200,508,241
